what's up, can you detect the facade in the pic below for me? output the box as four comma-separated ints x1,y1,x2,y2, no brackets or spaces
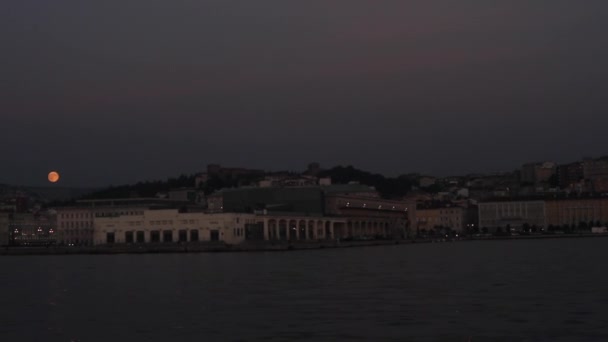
258,175,319,188
478,201,546,232
416,206,465,232
419,177,436,188
209,187,324,214
93,210,398,245
168,188,200,203
325,194,412,218
324,195,411,238
55,198,187,246
521,162,555,185
591,177,608,193
8,212,57,246
206,164,265,180
56,206,147,246
0,213,9,246
557,162,584,189
94,210,255,245
545,198,608,227
582,158,608,180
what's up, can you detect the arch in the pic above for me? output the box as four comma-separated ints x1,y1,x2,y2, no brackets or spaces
279,220,287,240
325,221,332,239
317,220,324,239
298,220,306,240
308,220,315,240
289,220,297,240
268,219,277,240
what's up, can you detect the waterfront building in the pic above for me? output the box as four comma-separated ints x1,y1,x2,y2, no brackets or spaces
478,201,546,232
92,209,396,245
56,197,191,246
545,198,608,227
0,213,9,246
8,212,57,246
206,184,412,238
416,206,465,233
93,210,254,245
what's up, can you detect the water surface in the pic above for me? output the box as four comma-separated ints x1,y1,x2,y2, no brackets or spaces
1,238,608,341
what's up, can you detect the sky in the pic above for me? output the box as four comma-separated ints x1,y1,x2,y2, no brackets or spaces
2,1,608,187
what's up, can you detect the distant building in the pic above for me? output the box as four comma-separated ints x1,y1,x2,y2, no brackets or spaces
194,173,209,188
521,162,555,185
206,184,412,238
0,213,9,246
557,162,584,189
56,207,146,246
478,201,546,232
582,158,608,180
207,187,324,214
258,175,319,188
318,177,332,186
92,209,397,245
305,162,321,176
416,206,465,233
94,210,255,245
545,198,608,227
581,158,608,193
168,188,201,203
55,197,192,245
206,164,264,180
8,212,57,246
591,177,608,193
419,177,436,188
455,188,469,198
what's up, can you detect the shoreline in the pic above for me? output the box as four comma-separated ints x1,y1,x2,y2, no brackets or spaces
1,233,608,256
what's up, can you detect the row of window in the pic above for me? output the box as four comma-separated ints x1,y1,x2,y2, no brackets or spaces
61,221,93,229
60,211,145,219
62,229,93,236
60,213,91,219
107,229,222,243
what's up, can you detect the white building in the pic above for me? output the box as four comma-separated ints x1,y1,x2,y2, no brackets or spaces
478,201,546,232
93,210,255,245
57,207,146,246
92,209,396,245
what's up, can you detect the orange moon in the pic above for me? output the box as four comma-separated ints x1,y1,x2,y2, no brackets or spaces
48,171,60,183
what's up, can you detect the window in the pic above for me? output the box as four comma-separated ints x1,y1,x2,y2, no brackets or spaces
136,231,145,243
106,232,115,244
163,230,173,242
125,231,134,243
150,230,160,242
190,230,199,242
178,230,187,242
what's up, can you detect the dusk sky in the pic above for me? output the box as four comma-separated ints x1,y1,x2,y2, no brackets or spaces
3,1,608,187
